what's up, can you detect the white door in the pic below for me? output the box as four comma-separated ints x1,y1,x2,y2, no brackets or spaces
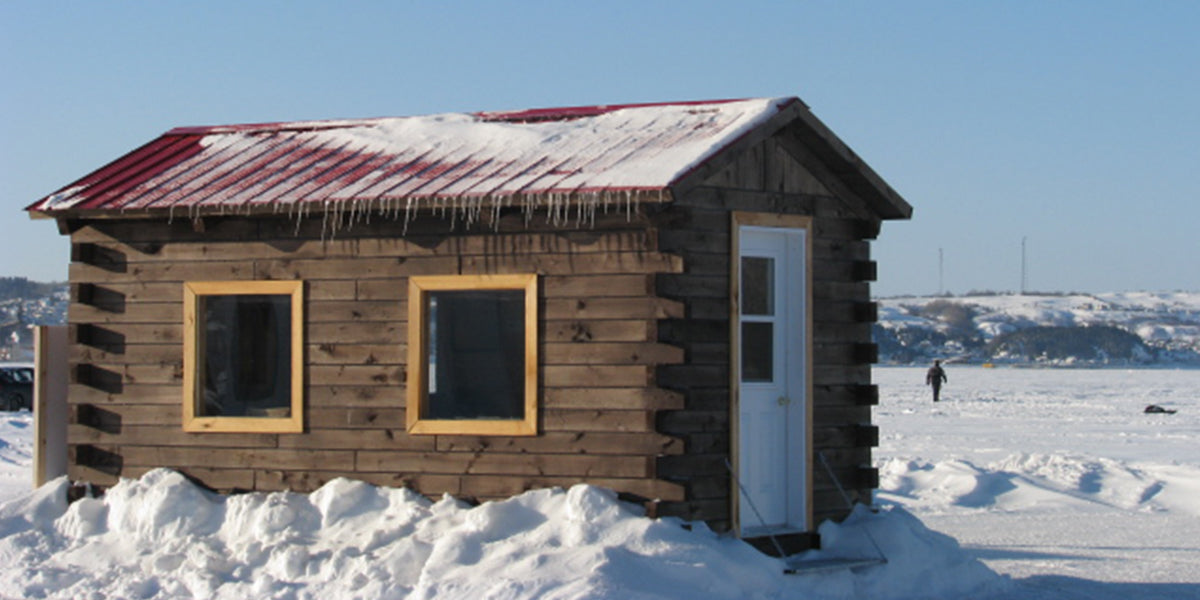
736,225,808,536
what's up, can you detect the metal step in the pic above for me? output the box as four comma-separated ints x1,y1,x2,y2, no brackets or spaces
783,556,887,576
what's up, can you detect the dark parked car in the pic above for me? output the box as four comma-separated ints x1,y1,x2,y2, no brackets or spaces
0,366,34,411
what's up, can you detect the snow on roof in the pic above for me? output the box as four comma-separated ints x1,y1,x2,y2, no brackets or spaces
28,98,798,216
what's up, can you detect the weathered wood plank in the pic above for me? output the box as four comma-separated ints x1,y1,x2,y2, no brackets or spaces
69,424,279,448
543,274,652,297
544,297,684,320
355,451,654,478
542,409,655,433
309,322,404,345
306,408,406,429
435,431,683,456
309,343,404,366
542,365,650,388
71,302,180,324
119,446,357,471
307,385,405,408
308,365,405,387
543,342,683,366
72,402,179,426
275,428,434,451
256,256,460,280
543,387,684,411
306,300,403,323
657,410,728,434
544,319,654,343
68,383,180,405
70,261,255,284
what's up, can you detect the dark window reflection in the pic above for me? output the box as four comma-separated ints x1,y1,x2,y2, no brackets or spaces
427,290,524,420
198,294,292,418
741,257,774,316
741,321,774,382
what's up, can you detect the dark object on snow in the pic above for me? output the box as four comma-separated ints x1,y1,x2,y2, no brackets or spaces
1144,404,1177,415
0,366,34,411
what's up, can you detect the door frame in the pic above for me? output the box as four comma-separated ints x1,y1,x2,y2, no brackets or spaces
729,211,813,537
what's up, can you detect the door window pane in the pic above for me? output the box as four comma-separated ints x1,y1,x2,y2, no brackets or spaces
741,257,774,316
741,322,774,382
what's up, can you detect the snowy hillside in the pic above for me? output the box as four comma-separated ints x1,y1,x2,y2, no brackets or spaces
875,292,1200,366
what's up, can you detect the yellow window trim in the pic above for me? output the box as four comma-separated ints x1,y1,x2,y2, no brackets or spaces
407,273,539,436
182,280,305,433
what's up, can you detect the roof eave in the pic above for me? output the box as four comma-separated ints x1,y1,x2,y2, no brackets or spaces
669,99,912,221
28,187,677,224
789,105,913,220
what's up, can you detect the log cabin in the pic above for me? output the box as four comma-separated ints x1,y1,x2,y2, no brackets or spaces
27,97,912,552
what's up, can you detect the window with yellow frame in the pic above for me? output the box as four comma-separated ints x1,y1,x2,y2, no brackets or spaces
407,274,538,436
182,280,304,433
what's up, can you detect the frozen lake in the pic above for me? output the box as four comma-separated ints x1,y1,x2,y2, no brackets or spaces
875,366,1200,597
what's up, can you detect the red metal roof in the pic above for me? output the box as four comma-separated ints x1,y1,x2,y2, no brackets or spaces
29,98,799,216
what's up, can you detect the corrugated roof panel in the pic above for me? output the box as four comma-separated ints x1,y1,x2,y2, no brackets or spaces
124,133,284,210
28,98,798,215
68,135,206,211
217,136,353,208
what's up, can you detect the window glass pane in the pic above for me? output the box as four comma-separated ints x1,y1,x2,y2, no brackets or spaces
198,294,292,418
741,322,774,382
741,257,774,316
427,289,525,420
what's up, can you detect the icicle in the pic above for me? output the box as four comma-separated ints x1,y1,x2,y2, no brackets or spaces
490,194,504,231
320,200,331,241
402,197,415,236
292,202,304,236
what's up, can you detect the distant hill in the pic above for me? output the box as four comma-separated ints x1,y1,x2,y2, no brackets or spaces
0,278,68,359
0,277,64,302
875,292,1200,367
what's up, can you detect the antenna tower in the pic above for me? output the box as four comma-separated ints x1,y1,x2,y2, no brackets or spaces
1021,237,1028,294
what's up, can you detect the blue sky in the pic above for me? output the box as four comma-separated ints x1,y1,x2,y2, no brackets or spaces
2,1,1197,296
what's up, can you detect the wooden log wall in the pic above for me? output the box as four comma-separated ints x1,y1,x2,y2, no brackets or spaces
64,209,688,504
653,133,883,531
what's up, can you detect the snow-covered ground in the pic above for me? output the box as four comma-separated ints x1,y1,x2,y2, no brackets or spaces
875,366,1200,599
0,367,1198,599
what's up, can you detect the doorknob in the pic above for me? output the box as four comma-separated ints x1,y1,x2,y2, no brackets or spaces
777,396,790,406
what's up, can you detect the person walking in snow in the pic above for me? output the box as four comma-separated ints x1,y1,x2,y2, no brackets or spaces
926,360,947,402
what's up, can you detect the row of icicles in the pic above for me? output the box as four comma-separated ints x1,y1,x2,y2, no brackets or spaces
160,189,664,239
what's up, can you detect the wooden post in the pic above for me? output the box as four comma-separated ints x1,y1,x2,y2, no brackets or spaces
33,325,69,488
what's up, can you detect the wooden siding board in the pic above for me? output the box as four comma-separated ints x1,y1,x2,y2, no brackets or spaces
117,446,357,471
543,387,683,411
434,431,683,456
355,451,653,479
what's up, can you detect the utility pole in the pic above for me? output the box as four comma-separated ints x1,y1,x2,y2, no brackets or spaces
1020,237,1028,295
938,248,944,295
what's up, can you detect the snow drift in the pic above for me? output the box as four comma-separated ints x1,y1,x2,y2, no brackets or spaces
0,468,1006,600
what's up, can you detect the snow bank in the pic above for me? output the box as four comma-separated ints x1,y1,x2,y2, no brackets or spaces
0,469,1006,600
0,412,33,504
879,454,1200,516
